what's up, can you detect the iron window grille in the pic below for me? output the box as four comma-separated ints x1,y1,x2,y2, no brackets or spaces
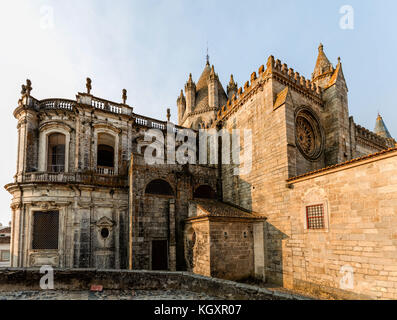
32,211,59,250
306,204,325,230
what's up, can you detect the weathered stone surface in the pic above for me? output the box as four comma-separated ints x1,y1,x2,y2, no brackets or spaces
0,269,306,300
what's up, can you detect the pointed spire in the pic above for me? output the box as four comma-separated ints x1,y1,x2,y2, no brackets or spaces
177,89,186,105
206,43,210,66
312,43,334,80
187,73,194,84
210,65,215,75
374,113,392,138
209,64,218,81
227,74,238,98
185,73,196,90
229,74,236,86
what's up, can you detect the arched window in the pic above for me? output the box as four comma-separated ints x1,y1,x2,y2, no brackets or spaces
47,133,66,172
145,179,174,196
97,133,115,173
193,185,216,199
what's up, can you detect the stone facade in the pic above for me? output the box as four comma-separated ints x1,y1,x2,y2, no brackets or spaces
286,149,397,299
185,200,265,281
5,44,397,299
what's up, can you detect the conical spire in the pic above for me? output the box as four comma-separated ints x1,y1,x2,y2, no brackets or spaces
312,43,334,80
227,74,238,98
374,113,392,138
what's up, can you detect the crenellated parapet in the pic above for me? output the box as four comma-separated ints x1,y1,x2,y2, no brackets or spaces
213,55,323,124
355,124,393,150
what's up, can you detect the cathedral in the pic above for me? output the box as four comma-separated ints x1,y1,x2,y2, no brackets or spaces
5,44,397,299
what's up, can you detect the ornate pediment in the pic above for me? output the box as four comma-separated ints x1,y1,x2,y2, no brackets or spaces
95,216,115,229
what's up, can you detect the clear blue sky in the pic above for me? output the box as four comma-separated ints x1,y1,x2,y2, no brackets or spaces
0,0,396,224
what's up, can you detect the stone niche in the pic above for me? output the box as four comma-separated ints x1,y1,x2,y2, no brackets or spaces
184,200,266,281
93,215,116,269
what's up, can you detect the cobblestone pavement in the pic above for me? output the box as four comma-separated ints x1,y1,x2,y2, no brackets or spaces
0,290,220,300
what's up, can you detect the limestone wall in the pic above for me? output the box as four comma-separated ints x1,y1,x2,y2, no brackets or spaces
209,221,254,281
287,149,397,299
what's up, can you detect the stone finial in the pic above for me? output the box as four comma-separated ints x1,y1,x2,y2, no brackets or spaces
166,108,171,122
185,73,196,91
86,77,92,95
122,89,127,104
209,65,218,81
227,74,238,98
313,43,333,80
22,79,32,97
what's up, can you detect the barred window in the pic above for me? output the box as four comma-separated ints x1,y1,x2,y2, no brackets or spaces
32,211,59,250
306,204,325,229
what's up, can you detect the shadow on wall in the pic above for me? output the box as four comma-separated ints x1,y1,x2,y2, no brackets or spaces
227,176,289,286
265,222,289,286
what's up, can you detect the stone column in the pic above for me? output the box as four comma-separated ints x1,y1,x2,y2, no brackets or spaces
169,199,176,271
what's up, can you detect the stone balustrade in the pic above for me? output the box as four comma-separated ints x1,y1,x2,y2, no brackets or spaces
15,172,127,188
96,166,115,175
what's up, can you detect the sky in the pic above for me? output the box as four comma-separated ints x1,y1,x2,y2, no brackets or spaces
0,0,396,224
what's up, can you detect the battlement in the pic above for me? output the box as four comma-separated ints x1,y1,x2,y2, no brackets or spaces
211,55,323,126
355,124,391,148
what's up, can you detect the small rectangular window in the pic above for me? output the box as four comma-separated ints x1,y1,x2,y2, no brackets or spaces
32,211,59,250
306,204,325,230
0,250,10,261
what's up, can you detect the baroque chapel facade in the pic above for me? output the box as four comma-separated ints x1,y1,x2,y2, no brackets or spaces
5,44,397,299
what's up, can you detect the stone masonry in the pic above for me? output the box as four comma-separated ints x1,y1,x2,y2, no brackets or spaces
5,44,397,299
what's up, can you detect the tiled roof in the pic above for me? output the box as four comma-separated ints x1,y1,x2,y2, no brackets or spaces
190,199,265,220
0,236,10,244
287,147,397,182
